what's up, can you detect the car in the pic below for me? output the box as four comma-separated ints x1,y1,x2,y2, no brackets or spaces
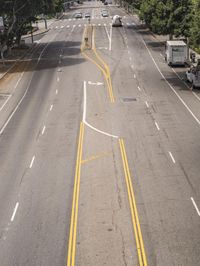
101,10,108,17
74,12,82,19
84,13,91,18
104,2,108,5
112,15,122,27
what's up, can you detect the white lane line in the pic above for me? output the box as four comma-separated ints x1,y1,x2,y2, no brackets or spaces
145,101,149,108
98,24,101,26
83,81,118,139
57,76,60,82
134,74,136,79
0,95,12,112
142,39,200,126
137,86,141,91
67,25,70,28
50,105,53,111
191,197,200,216
42,125,46,135
79,24,81,27
29,156,35,168
154,121,160,131
61,25,64,28
129,57,132,61
160,53,164,58
168,151,176,164
0,41,52,135
56,89,58,94
11,202,19,222
128,50,130,54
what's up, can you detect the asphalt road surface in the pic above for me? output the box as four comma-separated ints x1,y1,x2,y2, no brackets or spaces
0,1,200,266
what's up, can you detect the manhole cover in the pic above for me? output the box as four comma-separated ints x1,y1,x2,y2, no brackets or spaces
122,97,137,102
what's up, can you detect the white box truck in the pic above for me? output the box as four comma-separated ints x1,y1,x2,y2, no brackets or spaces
165,40,188,66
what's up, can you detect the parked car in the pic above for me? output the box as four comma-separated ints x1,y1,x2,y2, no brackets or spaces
74,12,82,18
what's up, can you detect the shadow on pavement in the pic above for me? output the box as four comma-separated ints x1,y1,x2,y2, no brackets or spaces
0,40,85,77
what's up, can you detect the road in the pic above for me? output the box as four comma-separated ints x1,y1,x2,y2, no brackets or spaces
0,1,200,265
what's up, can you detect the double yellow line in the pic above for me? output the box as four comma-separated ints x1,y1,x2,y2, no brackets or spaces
81,26,115,103
119,139,147,266
67,122,84,266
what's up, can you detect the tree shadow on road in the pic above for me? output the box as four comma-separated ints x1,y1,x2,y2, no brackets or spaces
0,40,86,79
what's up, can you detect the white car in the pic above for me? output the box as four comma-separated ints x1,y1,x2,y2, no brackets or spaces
74,12,82,19
112,15,122,27
186,66,200,89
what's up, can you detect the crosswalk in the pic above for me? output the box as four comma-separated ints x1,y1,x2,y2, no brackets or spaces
66,15,126,21
50,22,136,30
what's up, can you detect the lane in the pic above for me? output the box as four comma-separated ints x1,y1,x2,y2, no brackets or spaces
0,18,86,266
107,6,200,265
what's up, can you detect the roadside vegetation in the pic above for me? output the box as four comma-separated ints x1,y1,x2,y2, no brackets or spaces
0,0,64,58
124,0,200,52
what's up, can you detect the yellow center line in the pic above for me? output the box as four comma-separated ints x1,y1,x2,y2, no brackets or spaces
81,25,115,103
67,122,84,266
119,139,148,266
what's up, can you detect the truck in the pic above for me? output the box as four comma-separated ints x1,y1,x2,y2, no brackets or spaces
186,60,200,89
165,40,188,66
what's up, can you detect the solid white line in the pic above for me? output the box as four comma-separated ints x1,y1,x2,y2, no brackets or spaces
191,197,200,216
145,101,149,108
142,39,200,126
83,81,87,122
50,105,53,111
0,95,12,112
11,202,19,222
168,151,176,163
42,125,46,135
83,81,118,139
137,86,141,91
29,156,35,168
154,121,160,131
192,91,200,102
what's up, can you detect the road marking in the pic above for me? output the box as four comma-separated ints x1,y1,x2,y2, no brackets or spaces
56,89,58,94
67,25,70,28
83,27,115,103
88,81,103,85
67,122,84,266
98,23,101,26
142,39,200,126
11,202,19,222
129,57,132,61
83,81,118,138
57,76,60,82
29,156,35,168
79,24,81,27
134,74,136,79
154,121,160,131
145,101,149,108
168,151,176,164
119,139,147,266
42,125,46,135
0,40,53,135
191,197,200,216
0,94,12,112
160,53,164,58
50,104,53,111
137,86,141,91
61,25,64,28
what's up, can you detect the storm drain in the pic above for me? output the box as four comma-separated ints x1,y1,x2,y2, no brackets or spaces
122,97,137,103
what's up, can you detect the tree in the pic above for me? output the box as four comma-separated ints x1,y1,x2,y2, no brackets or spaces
140,0,193,39
190,0,200,51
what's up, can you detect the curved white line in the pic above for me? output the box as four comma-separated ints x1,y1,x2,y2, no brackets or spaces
83,81,118,139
